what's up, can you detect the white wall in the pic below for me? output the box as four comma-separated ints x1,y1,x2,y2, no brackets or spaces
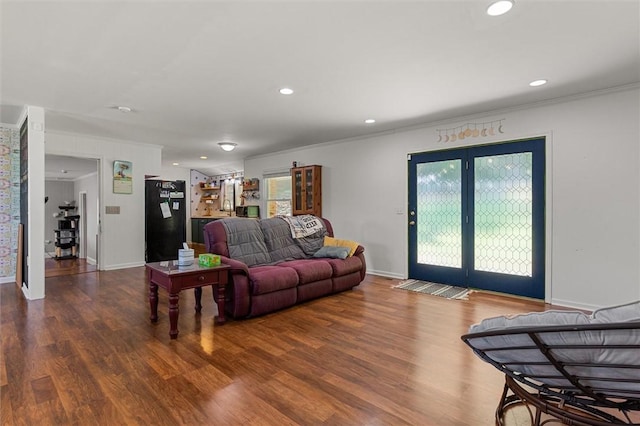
245,86,640,310
46,131,162,270
74,172,98,263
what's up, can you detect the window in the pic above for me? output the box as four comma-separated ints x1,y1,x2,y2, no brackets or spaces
265,174,292,217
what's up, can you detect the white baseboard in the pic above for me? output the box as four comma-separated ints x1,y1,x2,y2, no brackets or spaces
0,276,16,285
86,256,97,265
550,298,599,312
366,269,405,280
102,261,145,271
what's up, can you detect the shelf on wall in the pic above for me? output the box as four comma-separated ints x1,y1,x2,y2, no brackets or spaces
199,182,220,190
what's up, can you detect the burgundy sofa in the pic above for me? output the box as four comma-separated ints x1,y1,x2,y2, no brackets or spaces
203,217,366,319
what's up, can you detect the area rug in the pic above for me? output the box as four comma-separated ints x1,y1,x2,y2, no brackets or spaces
392,279,472,300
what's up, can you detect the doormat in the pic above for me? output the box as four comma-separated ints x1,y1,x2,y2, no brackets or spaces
392,279,471,300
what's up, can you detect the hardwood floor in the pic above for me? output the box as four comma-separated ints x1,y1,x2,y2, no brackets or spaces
44,257,97,278
2,270,558,425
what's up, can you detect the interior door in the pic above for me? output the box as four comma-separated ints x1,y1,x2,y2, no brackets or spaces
408,138,545,299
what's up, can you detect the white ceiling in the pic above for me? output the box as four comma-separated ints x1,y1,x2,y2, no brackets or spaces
45,154,97,181
2,1,639,176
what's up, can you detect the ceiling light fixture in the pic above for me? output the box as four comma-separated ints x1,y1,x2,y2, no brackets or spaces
200,156,208,160
487,0,514,16
279,88,294,95
116,106,132,113
218,142,237,152
172,162,179,166
529,79,548,87
364,119,376,124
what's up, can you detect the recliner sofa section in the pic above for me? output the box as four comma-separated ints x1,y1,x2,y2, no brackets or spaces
203,216,366,318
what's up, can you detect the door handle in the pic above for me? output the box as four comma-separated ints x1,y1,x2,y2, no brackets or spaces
409,221,416,226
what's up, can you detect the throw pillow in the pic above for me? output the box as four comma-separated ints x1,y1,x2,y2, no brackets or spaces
313,246,350,259
324,236,359,257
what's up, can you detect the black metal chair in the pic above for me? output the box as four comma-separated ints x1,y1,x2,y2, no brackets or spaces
462,322,640,425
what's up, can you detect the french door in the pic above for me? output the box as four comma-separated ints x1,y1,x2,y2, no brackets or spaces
408,138,545,299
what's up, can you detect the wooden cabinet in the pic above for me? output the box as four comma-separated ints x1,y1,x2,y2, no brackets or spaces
291,165,322,216
191,218,219,244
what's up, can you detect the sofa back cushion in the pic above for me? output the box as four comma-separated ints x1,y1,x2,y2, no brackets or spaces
260,218,307,262
204,216,335,266
260,217,328,262
220,218,271,267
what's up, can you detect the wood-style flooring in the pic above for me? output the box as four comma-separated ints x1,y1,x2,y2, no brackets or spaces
2,270,564,425
44,257,97,278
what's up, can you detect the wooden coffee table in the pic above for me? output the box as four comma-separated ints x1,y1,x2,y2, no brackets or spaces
146,260,230,339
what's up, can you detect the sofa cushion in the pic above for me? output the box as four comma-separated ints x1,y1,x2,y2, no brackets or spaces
313,246,350,259
249,265,299,295
470,310,591,333
467,304,640,396
325,256,363,276
221,218,271,267
592,300,640,323
260,217,307,261
278,259,333,284
324,236,359,257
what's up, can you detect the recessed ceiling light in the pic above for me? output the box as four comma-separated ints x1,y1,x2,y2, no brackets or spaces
487,0,514,16
279,88,294,95
364,119,376,124
200,156,208,160
172,162,179,166
116,106,132,113
529,79,548,87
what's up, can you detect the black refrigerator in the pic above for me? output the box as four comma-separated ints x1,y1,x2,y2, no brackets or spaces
145,179,187,262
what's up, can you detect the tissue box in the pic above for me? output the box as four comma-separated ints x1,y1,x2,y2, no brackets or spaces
178,249,194,266
199,253,221,267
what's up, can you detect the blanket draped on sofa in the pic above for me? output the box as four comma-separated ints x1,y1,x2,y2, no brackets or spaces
222,217,327,267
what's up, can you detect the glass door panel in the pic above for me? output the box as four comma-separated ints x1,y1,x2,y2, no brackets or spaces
408,148,467,286
416,160,462,268
474,153,532,276
305,168,313,210
293,169,302,211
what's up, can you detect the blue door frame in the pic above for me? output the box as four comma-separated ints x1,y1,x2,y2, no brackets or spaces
408,138,545,299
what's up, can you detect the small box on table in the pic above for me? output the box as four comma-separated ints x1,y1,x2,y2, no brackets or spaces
199,253,221,267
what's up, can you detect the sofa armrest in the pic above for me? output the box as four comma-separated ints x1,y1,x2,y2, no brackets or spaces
218,255,251,318
220,255,250,275
355,249,366,281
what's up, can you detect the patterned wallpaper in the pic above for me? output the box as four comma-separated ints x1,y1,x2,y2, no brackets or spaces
0,126,20,278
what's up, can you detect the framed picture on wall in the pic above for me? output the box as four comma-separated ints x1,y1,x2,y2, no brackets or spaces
113,160,133,194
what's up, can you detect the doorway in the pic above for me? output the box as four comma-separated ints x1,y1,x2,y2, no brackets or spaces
407,138,545,299
44,154,100,277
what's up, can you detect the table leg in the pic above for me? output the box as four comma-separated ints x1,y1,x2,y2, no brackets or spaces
194,287,203,313
168,293,179,339
149,282,159,322
213,283,226,325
